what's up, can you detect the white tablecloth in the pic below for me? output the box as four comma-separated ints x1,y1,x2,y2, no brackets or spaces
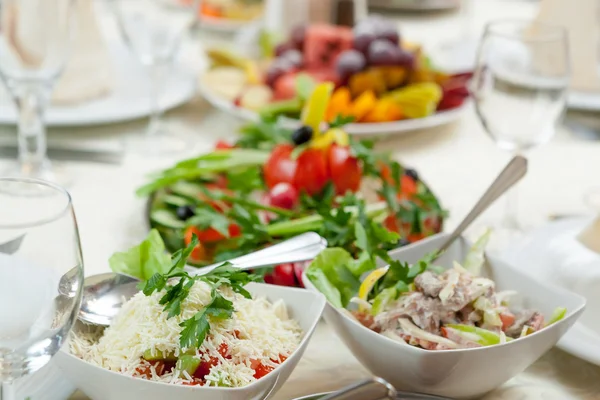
2,1,600,398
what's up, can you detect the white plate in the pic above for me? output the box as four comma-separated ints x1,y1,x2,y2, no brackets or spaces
0,38,196,127
500,217,600,366
198,82,467,137
567,90,600,111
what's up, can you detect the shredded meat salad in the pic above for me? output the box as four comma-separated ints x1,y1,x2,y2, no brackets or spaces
342,232,567,351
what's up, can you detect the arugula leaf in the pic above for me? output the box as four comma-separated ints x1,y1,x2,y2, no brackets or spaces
109,229,172,281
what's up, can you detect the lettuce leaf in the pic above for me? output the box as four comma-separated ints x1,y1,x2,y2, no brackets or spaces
109,229,172,280
305,248,360,308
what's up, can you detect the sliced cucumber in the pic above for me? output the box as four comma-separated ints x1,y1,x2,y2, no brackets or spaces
170,181,205,200
143,349,177,362
162,194,190,208
150,209,186,229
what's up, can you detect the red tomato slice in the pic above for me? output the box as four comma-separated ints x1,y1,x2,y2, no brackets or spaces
218,343,230,359
253,363,275,379
293,149,330,196
271,263,297,287
264,144,298,189
327,144,362,194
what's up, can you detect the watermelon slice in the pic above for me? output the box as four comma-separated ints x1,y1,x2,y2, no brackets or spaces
304,24,353,70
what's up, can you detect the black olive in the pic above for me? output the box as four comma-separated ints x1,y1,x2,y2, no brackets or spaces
398,238,411,247
292,125,313,145
176,205,196,220
404,168,419,182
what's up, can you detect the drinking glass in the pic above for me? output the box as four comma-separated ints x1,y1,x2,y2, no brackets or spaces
472,20,569,232
0,0,76,184
111,0,199,155
0,178,84,400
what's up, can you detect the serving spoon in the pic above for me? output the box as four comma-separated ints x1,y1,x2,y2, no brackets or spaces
79,232,327,327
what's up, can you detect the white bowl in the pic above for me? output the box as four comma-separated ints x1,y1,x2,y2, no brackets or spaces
54,283,326,400
302,233,586,399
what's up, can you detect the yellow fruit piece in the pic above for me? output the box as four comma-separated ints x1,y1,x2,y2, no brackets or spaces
358,266,389,311
383,83,442,119
326,87,352,122
301,82,335,136
311,128,349,149
362,99,403,123
350,90,377,122
348,68,386,98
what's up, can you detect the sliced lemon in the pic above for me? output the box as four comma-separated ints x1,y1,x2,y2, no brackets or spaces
357,266,389,312
301,82,334,136
311,128,349,150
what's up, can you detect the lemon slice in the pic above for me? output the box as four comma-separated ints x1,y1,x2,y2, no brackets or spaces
301,82,334,136
357,266,389,311
311,128,349,149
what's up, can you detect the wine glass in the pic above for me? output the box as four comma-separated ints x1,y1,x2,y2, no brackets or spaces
0,0,76,184
0,177,84,400
472,19,569,233
111,0,200,156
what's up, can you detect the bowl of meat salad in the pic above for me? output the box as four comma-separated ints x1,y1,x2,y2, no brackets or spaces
302,231,586,398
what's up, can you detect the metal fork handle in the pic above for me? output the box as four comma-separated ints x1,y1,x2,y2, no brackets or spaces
186,232,328,275
435,155,528,256
321,377,397,400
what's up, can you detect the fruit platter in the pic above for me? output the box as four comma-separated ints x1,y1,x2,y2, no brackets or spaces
177,0,263,30
199,15,471,136
138,83,445,287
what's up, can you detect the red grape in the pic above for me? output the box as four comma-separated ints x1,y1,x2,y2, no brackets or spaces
395,48,415,68
265,58,296,87
281,49,303,68
290,25,306,50
336,49,367,81
367,39,398,66
377,21,400,45
352,25,377,55
275,42,296,57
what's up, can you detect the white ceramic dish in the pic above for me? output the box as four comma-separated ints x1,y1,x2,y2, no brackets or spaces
500,216,600,366
302,233,586,399
197,82,467,137
54,282,326,400
0,34,196,127
567,90,600,111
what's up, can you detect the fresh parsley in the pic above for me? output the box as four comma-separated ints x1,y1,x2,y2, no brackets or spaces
142,235,262,349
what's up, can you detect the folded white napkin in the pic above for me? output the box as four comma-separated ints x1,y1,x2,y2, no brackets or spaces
535,0,600,93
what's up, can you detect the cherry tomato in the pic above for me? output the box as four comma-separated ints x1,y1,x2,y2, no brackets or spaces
500,312,516,332
272,263,297,287
293,261,310,288
215,140,234,150
263,273,275,285
327,144,362,194
264,144,297,189
268,182,299,210
293,149,329,195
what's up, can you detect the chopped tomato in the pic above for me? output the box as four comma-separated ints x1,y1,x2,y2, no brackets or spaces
184,223,241,244
215,140,234,150
271,264,297,287
184,227,208,261
273,354,288,363
193,356,219,380
500,312,516,332
407,232,425,242
293,148,329,195
253,363,275,379
327,144,362,194
182,379,204,386
383,215,401,234
135,360,173,379
264,144,297,189
218,343,230,359
399,174,417,199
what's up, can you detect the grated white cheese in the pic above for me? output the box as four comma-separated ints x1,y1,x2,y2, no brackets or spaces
70,281,302,387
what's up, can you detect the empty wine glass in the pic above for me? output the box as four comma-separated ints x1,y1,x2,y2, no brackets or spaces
0,0,76,184
472,19,569,232
0,177,84,400
111,0,200,156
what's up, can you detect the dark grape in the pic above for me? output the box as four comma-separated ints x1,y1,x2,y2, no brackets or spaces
336,49,367,81
281,49,303,68
265,58,295,87
377,21,400,45
395,48,415,68
367,39,398,66
290,25,306,50
352,23,377,55
275,42,296,57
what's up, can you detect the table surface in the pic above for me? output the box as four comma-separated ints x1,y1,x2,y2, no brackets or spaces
3,1,600,399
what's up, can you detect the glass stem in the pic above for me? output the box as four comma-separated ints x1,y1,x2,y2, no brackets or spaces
504,152,522,230
14,84,51,176
1,381,16,400
146,61,170,138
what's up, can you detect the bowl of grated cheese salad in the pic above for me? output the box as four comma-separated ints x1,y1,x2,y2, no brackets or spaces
55,236,326,400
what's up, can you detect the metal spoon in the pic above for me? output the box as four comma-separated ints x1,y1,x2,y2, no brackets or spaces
79,232,327,327
433,155,528,257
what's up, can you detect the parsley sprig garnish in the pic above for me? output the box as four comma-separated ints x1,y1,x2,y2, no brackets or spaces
142,235,262,349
